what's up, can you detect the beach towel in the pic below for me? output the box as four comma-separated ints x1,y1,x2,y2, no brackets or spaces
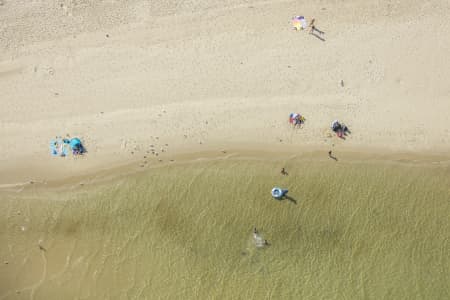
50,140,58,156
50,138,69,156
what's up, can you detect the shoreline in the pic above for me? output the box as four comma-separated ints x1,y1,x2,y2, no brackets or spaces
2,145,449,194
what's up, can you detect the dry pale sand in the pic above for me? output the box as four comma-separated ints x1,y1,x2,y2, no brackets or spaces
1,0,449,185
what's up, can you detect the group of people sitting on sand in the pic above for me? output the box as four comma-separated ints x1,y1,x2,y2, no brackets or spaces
289,114,351,139
330,120,350,138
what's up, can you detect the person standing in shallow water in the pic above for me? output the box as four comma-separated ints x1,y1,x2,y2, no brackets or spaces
253,228,270,247
253,227,259,239
328,150,338,161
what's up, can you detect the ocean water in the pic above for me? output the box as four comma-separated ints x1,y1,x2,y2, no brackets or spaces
1,155,449,299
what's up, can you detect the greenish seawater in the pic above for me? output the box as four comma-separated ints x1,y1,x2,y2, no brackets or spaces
1,156,449,299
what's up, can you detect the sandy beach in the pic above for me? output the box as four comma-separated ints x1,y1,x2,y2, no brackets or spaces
1,2,450,298
1,0,449,185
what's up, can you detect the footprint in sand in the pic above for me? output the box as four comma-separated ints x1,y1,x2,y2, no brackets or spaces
33,65,55,77
60,2,73,16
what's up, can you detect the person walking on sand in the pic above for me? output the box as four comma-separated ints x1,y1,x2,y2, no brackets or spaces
328,150,337,161
281,168,288,176
309,18,316,34
309,18,324,35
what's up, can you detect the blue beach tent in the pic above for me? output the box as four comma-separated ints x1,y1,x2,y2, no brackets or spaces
69,138,82,150
69,138,85,154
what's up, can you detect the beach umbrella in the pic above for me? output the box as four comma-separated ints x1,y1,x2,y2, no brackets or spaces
69,138,82,150
292,16,307,31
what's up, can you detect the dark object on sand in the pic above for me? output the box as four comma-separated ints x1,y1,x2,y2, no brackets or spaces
289,113,305,127
328,150,338,161
69,138,86,155
331,120,350,138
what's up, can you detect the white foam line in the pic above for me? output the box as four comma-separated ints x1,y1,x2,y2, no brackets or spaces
0,180,45,190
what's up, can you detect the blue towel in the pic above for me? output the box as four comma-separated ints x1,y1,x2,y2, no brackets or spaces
50,140,58,156
50,139,69,156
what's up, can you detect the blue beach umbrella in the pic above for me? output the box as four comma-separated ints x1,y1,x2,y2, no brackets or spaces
69,138,82,150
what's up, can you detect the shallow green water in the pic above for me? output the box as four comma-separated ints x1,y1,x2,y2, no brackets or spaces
1,157,449,299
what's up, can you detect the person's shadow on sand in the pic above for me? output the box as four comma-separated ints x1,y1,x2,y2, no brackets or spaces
311,32,325,41
279,195,297,205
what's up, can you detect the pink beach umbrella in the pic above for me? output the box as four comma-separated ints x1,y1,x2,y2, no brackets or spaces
292,16,307,31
